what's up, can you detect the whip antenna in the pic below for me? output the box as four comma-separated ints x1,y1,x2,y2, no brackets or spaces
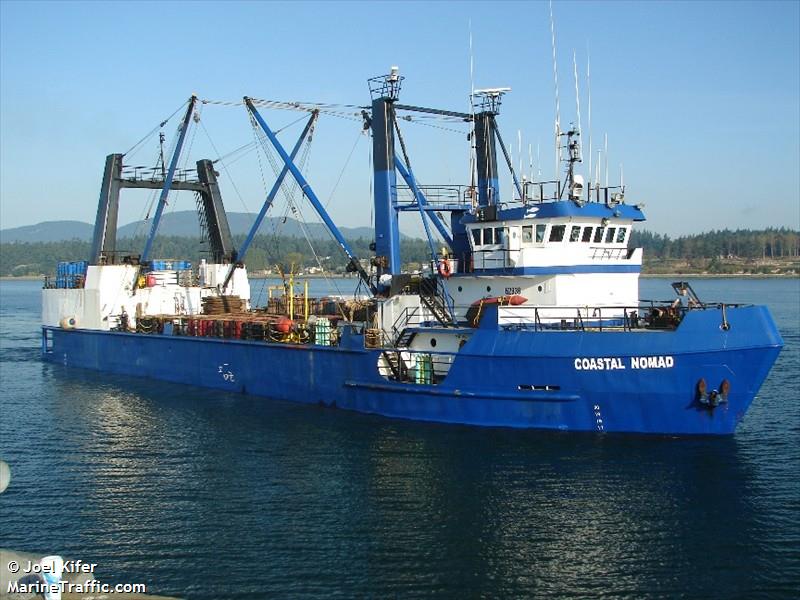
573,50,583,162
528,142,533,181
549,0,562,182
537,141,542,180
595,148,601,197
587,50,593,199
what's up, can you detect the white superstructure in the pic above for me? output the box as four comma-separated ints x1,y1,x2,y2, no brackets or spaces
42,264,250,331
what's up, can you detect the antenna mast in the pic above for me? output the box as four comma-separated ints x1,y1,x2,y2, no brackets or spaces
561,49,584,204
549,0,562,182
468,19,477,205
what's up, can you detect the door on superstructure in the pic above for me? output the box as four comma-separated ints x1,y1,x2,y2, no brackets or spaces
483,225,507,271
507,226,521,267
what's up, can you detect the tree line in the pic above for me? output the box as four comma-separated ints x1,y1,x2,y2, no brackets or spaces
2,228,798,277
0,234,436,277
630,227,800,260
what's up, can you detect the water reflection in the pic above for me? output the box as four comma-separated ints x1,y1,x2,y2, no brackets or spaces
2,277,798,598
3,364,791,598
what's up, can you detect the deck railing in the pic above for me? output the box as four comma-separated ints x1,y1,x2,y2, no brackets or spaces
377,348,456,384
492,301,741,332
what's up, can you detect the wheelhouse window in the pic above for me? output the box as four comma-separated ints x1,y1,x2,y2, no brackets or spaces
522,225,533,244
569,226,581,242
593,227,605,243
495,227,507,245
616,227,628,243
549,225,566,242
581,227,593,242
471,228,481,246
483,227,494,245
535,224,547,243
605,227,617,244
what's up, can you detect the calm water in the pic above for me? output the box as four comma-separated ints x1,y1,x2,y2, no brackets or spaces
1,278,798,599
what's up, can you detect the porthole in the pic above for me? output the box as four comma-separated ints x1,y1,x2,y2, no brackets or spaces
538,285,543,292
486,286,492,292
430,338,437,348
458,286,463,292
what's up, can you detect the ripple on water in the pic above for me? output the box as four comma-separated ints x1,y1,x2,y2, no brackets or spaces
1,278,798,599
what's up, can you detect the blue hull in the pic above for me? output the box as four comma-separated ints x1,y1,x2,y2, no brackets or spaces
41,305,782,435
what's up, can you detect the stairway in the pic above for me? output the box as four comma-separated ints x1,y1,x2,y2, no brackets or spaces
394,328,417,348
194,192,209,243
419,278,453,326
382,350,408,381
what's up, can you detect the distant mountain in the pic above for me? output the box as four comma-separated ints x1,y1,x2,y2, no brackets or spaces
1,211,377,243
0,220,95,243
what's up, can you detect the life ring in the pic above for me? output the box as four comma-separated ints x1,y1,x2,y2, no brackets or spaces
59,316,77,329
437,259,452,278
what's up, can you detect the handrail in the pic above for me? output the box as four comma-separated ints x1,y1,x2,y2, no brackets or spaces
468,246,635,272
120,165,199,184
385,298,735,339
490,301,745,332
376,346,458,384
589,246,629,260
395,184,471,203
392,179,631,208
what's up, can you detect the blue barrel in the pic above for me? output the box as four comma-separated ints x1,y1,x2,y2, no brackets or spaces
73,261,88,275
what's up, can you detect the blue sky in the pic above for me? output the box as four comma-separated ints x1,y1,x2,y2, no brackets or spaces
1,0,798,239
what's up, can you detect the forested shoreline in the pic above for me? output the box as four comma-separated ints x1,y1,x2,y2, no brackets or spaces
631,228,799,275
0,234,436,277
1,228,798,277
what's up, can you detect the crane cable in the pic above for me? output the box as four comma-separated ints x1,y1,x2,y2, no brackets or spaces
247,111,314,268
247,109,354,313
123,100,188,159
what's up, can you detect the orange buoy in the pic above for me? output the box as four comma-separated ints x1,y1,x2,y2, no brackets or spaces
276,317,292,334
